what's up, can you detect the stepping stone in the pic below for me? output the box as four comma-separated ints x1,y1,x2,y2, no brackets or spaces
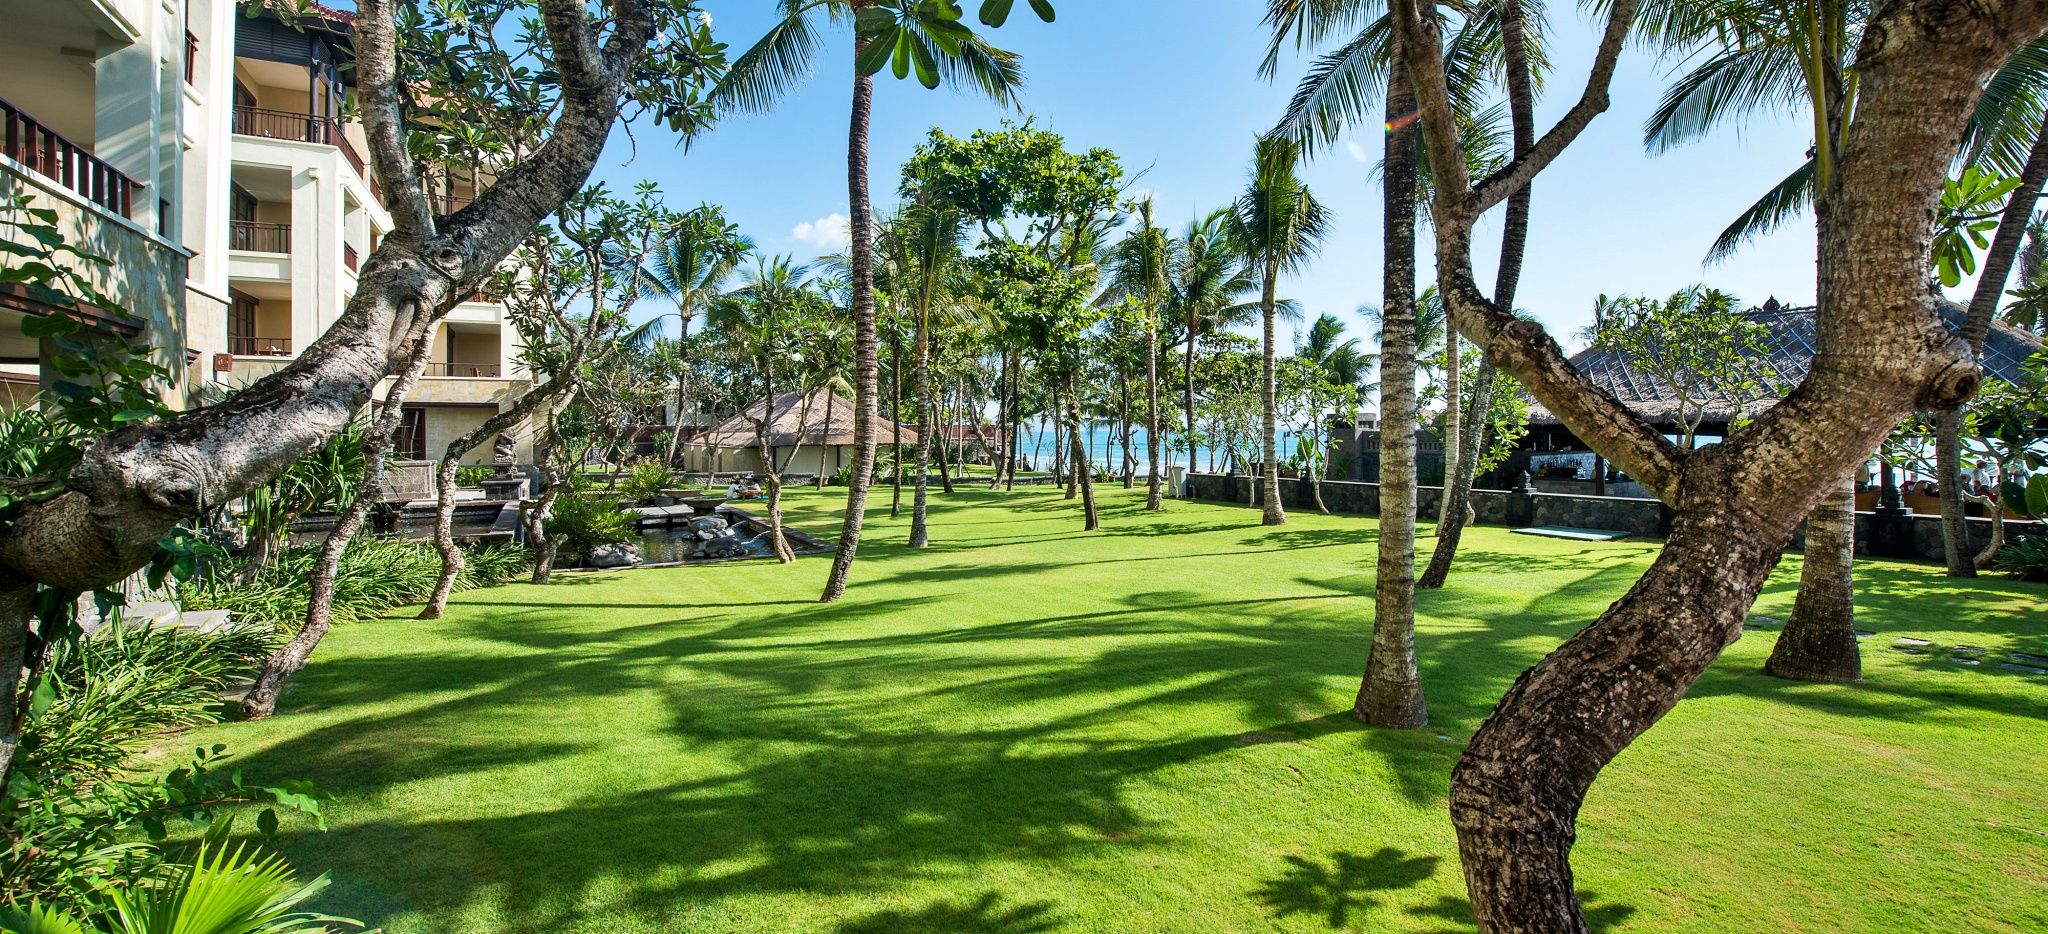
1952,658,1981,667
2001,663,2048,675
1510,526,1631,542
1895,638,1932,647
1744,616,1779,631
1893,646,1929,655
2010,652,2048,667
1953,645,1988,657
1854,629,1874,640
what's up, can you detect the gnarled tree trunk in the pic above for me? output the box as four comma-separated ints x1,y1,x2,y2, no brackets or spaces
1385,0,2044,926
421,382,578,619
241,329,437,720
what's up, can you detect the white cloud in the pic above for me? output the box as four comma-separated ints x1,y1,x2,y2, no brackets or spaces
791,213,852,251
1346,140,1370,163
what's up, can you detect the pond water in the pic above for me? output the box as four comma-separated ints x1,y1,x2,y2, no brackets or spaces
635,509,830,564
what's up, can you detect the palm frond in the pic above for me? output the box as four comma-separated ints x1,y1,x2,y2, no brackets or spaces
1643,42,1806,154
711,8,828,115
1705,157,1815,264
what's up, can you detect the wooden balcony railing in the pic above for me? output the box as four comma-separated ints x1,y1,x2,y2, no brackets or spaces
344,242,358,271
230,220,290,253
425,362,502,378
232,105,367,177
2,96,139,218
229,335,293,356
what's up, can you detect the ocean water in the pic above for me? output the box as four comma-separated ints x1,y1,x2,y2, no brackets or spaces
996,422,1304,476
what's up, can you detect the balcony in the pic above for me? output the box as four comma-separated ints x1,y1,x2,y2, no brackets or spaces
232,105,367,178
344,242,358,272
230,220,290,254
425,361,502,378
229,335,292,356
2,96,140,219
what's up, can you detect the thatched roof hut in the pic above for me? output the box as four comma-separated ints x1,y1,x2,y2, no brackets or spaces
1527,301,2044,427
695,387,921,450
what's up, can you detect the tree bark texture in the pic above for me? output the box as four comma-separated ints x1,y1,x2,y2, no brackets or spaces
823,48,880,603
241,328,437,720
908,304,933,548
1356,46,1427,730
1767,482,1862,683
0,584,36,788
1260,267,1288,526
1939,110,2048,575
0,0,663,711
1385,0,2048,927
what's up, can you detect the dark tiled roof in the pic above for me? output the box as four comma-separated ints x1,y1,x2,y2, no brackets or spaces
1527,303,2043,426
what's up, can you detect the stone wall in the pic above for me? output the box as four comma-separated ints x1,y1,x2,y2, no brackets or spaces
1182,472,2039,564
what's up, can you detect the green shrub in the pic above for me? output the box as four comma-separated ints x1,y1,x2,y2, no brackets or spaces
4,624,325,916
456,464,496,486
182,538,528,631
461,543,533,585
618,460,676,503
547,488,634,562
1996,536,2048,582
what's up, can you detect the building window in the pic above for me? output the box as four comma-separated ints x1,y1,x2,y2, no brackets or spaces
393,406,427,460
230,183,257,223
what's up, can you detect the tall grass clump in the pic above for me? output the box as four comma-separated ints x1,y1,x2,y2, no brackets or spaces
183,539,532,631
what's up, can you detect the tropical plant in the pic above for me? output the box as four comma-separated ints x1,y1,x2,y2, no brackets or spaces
1227,135,1332,528
713,0,1050,602
1996,534,2048,581
619,460,678,504
543,486,636,565
2,830,362,934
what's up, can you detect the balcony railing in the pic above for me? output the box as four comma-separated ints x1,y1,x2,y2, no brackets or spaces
435,194,474,215
229,335,292,356
185,31,198,84
2,96,140,218
230,220,290,253
344,242,358,271
425,362,502,378
232,105,367,177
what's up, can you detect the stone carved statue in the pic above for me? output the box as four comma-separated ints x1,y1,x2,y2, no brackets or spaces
492,433,518,477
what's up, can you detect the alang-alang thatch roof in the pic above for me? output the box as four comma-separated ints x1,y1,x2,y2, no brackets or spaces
1527,301,2045,427
695,387,920,449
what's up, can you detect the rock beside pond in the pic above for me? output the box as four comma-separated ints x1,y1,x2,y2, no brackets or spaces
698,535,748,559
589,543,644,569
690,516,730,533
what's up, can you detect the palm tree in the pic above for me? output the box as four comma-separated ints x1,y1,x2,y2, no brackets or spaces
714,0,1045,602
634,205,752,466
1166,209,1264,472
1227,135,1332,527
1102,198,1175,509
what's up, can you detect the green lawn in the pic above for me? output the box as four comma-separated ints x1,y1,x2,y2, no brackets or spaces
186,486,2048,933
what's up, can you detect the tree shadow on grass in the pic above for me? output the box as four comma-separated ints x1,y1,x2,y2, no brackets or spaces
1406,890,1636,933
1253,847,1438,928
833,892,1060,933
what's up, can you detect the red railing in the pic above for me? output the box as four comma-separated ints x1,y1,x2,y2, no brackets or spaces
2,96,139,218
229,335,292,356
344,242,358,271
232,105,367,177
230,220,290,253
425,362,501,378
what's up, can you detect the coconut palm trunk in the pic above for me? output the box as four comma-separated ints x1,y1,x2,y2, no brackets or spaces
891,323,905,517
1183,320,1199,470
1355,41,1426,729
1435,331,1460,524
1258,265,1288,526
1069,373,1100,531
1765,481,1861,681
1145,298,1164,509
908,300,934,547
821,38,881,600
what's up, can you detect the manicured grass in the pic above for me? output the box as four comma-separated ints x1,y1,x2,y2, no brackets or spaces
185,486,2048,932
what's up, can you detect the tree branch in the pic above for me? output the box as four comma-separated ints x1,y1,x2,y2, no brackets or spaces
1465,0,1640,220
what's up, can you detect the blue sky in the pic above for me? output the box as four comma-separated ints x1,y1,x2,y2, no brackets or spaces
583,0,1825,354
